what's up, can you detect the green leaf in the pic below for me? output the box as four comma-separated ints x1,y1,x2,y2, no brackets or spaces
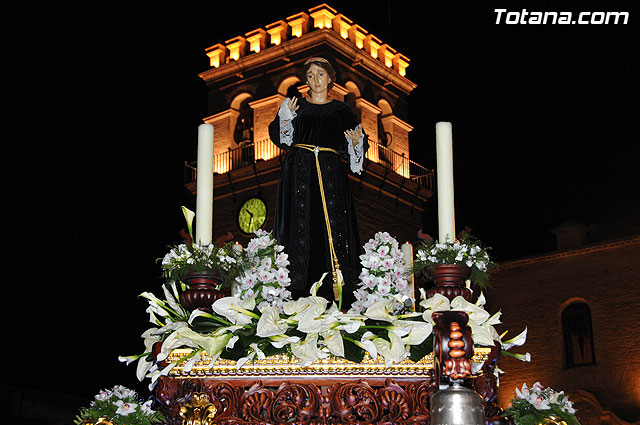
343,337,366,364
409,335,433,362
189,316,224,333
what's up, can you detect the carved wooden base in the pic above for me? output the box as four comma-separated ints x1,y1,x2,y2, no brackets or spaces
154,375,438,425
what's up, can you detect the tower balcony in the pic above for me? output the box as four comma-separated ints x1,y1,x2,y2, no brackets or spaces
184,138,434,191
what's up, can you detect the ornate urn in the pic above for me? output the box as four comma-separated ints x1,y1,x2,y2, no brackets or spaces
179,269,225,313
425,264,472,301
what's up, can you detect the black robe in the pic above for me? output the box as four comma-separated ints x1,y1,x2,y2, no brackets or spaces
268,98,369,307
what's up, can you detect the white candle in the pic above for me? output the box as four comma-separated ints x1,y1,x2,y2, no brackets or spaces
435,122,456,242
401,241,413,270
401,241,415,309
195,123,214,246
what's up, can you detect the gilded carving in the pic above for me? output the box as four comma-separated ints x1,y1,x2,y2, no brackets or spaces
178,392,218,425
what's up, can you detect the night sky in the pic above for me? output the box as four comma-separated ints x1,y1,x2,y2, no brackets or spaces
7,0,639,410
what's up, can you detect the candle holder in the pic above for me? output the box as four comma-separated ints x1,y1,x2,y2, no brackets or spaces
430,310,485,425
425,264,472,301
179,269,225,313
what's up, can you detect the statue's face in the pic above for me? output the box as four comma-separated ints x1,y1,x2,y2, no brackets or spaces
306,64,331,94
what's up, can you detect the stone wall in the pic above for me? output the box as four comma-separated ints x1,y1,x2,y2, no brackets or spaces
485,236,640,422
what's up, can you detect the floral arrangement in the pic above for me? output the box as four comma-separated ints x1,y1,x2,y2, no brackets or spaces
504,382,580,425
232,229,292,313
419,291,530,374
413,230,495,288
159,207,242,287
74,385,164,425
121,227,529,388
350,231,414,315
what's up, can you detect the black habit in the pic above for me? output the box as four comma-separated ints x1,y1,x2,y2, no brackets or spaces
268,97,369,307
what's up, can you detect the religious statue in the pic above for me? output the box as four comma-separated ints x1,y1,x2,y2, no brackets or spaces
268,57,369,308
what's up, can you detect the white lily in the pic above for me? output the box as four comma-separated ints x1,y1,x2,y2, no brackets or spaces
450,296,491,324
212,296,258,325
290,333,328,365
145,309,164,327
141,292,171,321
483,321,502,344
118,353,156,382
151,321,190,336
475,292,486,307
398,310,423,320
250,343,266,360
399,320,433,346
235,354,254,369
485,310,502,327
356,331,378,360
175,327,235,364
283,296,328,318
269,334,300,348
149,360,180,390
321,329,344,357
373,331,408,366
309,272,328,296
335,268,345,310
181,206,195,240
162,284,185,317
146,306,168,326
468,319,496,347
140,291,166,307
157,330,199,361
256,306,291,337
169,281,181,302
136,355,155,382
141,328,162,352
364,299,396,323
385,323,412,337
501,327,528,350
182,351,202,373
227,335,239,350
332,311,365,334
188,309,213,324
418,287,427,301
118,354,145,365
420,293,450,322
235,342,265,369
296,301,331,333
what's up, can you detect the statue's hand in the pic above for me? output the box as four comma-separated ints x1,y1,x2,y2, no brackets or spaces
344,127,363,147
288,97,300,113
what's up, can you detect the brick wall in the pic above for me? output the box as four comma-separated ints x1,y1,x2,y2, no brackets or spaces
486,237,640,421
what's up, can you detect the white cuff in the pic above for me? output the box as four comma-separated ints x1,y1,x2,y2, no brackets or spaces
277,99,296,146
346,124,364,174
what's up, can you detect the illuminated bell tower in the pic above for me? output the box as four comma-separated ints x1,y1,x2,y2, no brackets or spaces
186,3,434,247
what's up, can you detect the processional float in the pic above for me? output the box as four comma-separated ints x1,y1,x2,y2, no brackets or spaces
121,122,523,425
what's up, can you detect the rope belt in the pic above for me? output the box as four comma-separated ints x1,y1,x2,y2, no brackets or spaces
293,143,343,307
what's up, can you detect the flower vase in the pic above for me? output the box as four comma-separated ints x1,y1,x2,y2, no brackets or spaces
425,264,473,301
179,269,225,313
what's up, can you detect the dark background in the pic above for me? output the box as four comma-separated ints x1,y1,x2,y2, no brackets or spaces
5,0,638,418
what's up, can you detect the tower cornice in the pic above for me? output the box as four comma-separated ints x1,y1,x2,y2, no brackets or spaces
199,28,417,95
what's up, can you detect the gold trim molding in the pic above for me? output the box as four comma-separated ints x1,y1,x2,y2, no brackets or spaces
166,348,491,378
